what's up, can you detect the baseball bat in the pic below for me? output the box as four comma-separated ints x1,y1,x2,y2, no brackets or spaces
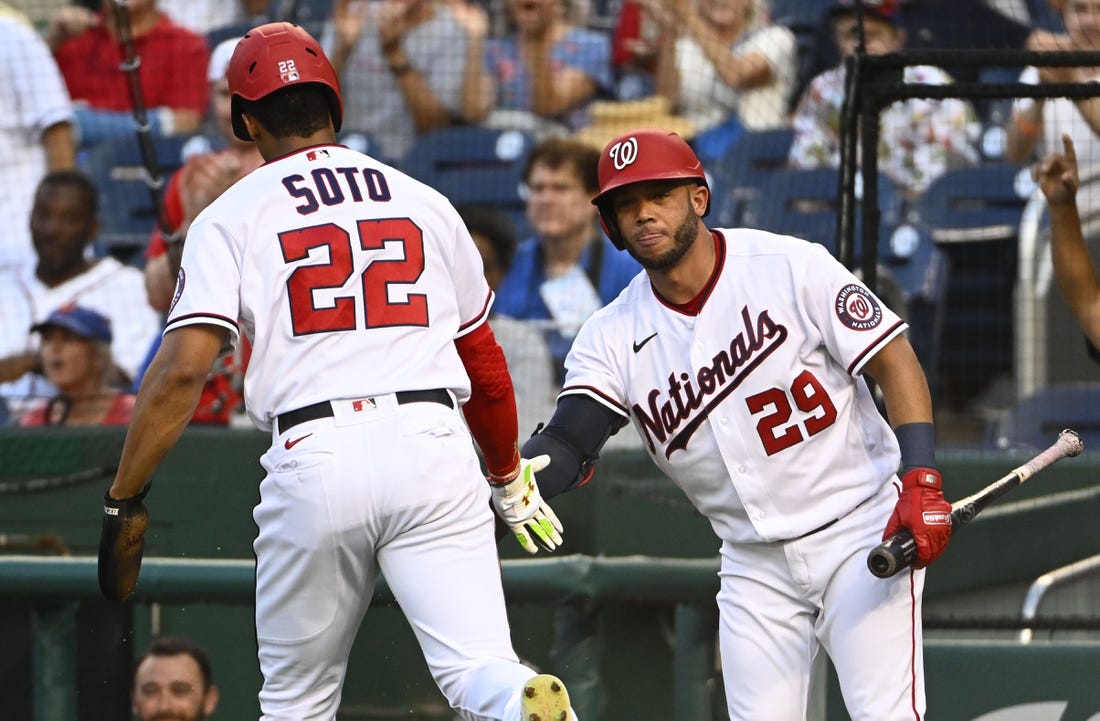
867,429,1084,578
109,0,178,244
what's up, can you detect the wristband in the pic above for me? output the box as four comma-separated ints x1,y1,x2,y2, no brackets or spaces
390,62,413,76
895,422,935,473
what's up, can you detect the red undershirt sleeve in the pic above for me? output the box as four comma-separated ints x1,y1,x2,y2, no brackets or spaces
455,322,521,481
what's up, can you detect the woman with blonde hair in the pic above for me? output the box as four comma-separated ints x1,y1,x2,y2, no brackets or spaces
18,305,135,427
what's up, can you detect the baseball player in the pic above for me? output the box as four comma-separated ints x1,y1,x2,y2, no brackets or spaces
522,129,952,720
97,22,576,721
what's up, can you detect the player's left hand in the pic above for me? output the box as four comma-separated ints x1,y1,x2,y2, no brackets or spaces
489,455,564,554
98,482,152,601
883,468,952,568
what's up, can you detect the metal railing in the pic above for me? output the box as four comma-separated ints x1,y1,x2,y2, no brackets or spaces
0,554,723,721
1019,553,1100,643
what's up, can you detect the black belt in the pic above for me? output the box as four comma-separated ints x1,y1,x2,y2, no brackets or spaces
790,493,875,541
793,517,839,540
276,389,453,434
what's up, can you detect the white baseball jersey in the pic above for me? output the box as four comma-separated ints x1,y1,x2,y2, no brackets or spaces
166,144,492,430
561,229,906,543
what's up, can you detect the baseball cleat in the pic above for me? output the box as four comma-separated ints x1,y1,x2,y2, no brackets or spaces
521,674,572,721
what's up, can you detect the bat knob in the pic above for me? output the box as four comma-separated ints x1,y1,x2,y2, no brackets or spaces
867,531,916,578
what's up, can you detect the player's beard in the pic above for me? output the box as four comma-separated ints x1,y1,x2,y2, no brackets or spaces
625,204,698,271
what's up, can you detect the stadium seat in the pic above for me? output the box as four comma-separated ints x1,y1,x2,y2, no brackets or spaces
709,127,794,228
740,165,903,248
987,382,1100,452
740,166,947,384
400,126,537,237
81,134,194,264
906,163,1034,408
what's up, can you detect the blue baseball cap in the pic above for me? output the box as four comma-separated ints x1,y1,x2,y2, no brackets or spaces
31,304,112,344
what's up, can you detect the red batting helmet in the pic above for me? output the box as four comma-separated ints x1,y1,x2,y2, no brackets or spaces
226,22,343,141
591,129,709,249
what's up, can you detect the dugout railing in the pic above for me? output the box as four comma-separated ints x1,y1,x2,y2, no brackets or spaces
1,554,727,721
4,553,1100,720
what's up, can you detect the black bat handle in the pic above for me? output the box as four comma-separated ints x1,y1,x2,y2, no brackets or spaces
867,529,916,578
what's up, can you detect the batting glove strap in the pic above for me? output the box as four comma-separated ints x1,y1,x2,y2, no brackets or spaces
489,455,564,555
883,467,952,568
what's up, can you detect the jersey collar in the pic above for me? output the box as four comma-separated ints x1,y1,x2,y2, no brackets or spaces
653,230,725,316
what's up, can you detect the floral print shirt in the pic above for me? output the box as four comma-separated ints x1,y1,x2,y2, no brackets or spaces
788,63,981,196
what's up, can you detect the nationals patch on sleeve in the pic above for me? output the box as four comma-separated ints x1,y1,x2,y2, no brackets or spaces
834,284,882,331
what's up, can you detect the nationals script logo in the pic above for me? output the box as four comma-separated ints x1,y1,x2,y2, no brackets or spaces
633,306,787,458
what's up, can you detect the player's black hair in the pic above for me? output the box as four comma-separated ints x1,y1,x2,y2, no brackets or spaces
523,138,601,195
239,84,333,139
36,170,98,215
134,636,215,691
457,205,518,272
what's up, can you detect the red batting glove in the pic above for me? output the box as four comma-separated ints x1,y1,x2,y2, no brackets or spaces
883,468,953,568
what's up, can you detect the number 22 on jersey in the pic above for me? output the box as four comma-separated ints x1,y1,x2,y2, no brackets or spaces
279,217,428,335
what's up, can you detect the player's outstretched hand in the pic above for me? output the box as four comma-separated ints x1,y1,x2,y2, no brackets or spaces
883,468,952,568
98,482,152,601
489,455,564,554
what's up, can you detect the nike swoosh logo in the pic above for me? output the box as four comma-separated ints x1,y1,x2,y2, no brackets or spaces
632,332,658,353
284,433,313,450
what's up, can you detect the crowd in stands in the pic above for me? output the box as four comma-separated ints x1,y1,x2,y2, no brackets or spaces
0,0,1095,435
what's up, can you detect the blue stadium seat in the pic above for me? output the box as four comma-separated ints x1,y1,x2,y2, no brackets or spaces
81,134,194,264
740,165,903,248
400,127,537,237
740,166,947,384
906,163,1034,406
988,382,1100,452
709,127,794,228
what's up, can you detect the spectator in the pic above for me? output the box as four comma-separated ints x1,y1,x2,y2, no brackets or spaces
642,0,796,140
800,0,1053,93
459,204,558,437
1005,0,1100,214
1035,134,1100,360
47,0,209,148
131,636,219,721
141,36,255,425
492,138,642,383
17,304,135,426
144,36,263,311
158,0,269,36
788,0,981,200
0,171,161,408
0,6,75,271
321,0,471,161
461,0,614,139
610,0,655,96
